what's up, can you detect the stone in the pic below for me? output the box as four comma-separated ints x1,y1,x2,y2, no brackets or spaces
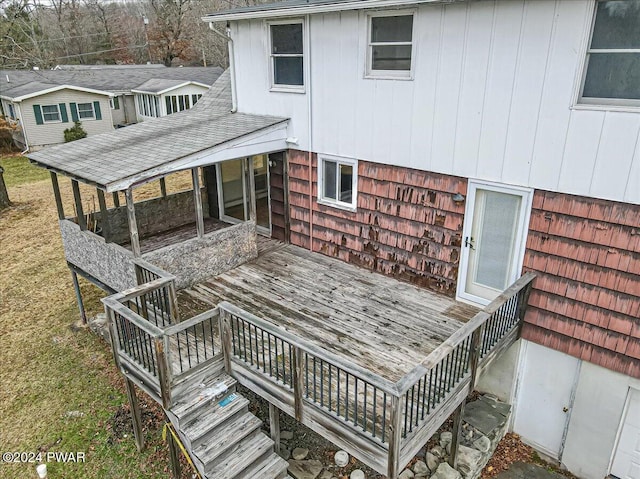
318,471,333,479
398,469,415,479
456,445,484,478
288,460,324,479
350,470,365,479
279,448,291,460
431,445,445,459
334,450,350,467
281,430,294,440
472,435,491,453
292,447,310,460
426,451,439,472
440,432,452,449
431,462,462,479
65,410,84,418
413,460,429,476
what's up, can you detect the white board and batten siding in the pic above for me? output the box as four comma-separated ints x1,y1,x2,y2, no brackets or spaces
19,89,113,148
231,0,640,205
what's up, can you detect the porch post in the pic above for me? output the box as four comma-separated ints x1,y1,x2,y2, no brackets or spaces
167,424,181,479
71,180,87,230
247,157,256,222
159,177,167,197
96,188,110,242
124,378,145,452
269,403,281,454
191,168,205,238
70,268,87,324
125,188,141,257
50,172,65,220
112,192,120,208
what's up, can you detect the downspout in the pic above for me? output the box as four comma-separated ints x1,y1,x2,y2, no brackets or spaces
306,14,314,252
209,22,238,113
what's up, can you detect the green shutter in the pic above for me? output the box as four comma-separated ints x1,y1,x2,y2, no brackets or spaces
69,102,79,122
93,101,102,120
33,104,43,125
59,103,69,122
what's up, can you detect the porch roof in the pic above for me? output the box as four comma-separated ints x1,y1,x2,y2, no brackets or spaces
26,71,289,193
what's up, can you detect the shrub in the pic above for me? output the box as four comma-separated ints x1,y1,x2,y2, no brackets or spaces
64,121,87,142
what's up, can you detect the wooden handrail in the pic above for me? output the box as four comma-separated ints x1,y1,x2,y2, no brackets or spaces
103,297,164,337
133,258,175,281
162,308,219,336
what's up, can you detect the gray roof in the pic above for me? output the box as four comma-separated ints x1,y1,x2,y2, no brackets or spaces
27,71,288,192
132,78,204,94
0,65,223,96
1,81,61,99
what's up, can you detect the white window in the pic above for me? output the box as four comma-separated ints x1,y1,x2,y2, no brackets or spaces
7,103,16,120
579,0,640,107
77,102,95,119
110,97,120,110
269,20,304,90
165,94,191,114
42,104,61,122
318,156,358,210
367,12,414,79
136,94,160,117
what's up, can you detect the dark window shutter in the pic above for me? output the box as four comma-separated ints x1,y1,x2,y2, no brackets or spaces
69,102,79,122
33,104,43,125
59,103,69,122
93,101,102,120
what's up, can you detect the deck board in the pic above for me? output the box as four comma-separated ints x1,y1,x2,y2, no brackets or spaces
186,240,479,382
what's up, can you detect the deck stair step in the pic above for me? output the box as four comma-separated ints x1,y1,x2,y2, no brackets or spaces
166,369,287,479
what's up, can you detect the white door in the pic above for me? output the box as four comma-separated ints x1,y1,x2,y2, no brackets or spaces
612,389,640,479
458,181,533,305
514,342,581,460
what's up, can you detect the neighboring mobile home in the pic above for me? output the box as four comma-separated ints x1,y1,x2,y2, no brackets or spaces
26,1,639,479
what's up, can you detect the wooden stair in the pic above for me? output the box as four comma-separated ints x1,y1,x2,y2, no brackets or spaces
166,361,291,479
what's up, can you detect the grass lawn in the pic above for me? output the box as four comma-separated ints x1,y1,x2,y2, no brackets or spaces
0,156,189,479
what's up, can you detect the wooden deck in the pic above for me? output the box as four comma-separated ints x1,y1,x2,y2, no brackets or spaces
185,239,480,383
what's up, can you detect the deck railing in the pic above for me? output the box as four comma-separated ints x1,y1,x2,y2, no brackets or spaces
217,272,536,478
103,259,221,408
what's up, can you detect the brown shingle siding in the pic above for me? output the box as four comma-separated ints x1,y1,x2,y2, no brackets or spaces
523,190,640,379
287,150,465,296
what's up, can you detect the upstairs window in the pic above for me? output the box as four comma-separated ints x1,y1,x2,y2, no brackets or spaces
269,20,304,89
77,102,95,119
580,0,640,107
367,12,414,79
318,156,357,210
42,105,61,122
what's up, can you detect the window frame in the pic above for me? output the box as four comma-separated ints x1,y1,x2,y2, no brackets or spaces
267,18,306,93
317,155,358,211
41,104,61,123
77,102,95,120
574,0,640,111
365,10,416,80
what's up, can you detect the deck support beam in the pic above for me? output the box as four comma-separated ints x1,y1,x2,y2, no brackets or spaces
70,269,87,324
449,327,483,468
167,426,181,479
246,157,256,223
125,188,141,257
192,168,204,238
71,180,86,230
124,378,145,452
96,188,110,242
269,403,281,454
160,177,167,197
50,172,65,220
112,192,120,208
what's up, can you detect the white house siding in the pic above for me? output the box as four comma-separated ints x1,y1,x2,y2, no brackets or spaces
508,340,640,479
20,89,113,148
231,0,640,205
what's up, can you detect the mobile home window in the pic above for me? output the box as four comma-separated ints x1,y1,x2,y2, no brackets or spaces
580,0,640,106
77,102,95,119
42,105,61,122
269,21,304,88
368,13,414,78
110,97,120,110
318,156,357,210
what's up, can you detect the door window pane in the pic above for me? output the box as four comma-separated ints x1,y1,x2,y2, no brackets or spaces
220,159,246,221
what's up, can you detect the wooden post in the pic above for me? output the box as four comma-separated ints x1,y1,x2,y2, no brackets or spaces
167,424,181,479
112,192,120,208
219,311,233,374
387,394,404,479
516,279,534,337
124,378,145,452
96,188,110,241
125,188,141,257
159,177,167,197
155,337,172,409
0,166,10,210
269,403,281,454
70,269,87,324
293,347,304,422
168,282,180,324
192,168,205,238
50,172,64,220
247,157,257,223
71,180,87,230
449,401,466,468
